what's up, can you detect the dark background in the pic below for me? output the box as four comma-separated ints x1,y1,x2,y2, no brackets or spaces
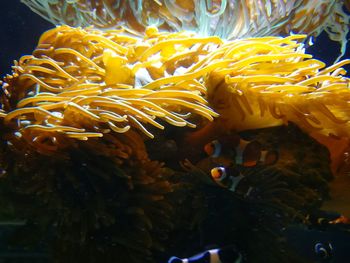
0,1,349,75
0,1,52,75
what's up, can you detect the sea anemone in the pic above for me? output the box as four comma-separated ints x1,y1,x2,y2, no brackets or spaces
0,129,179,263
0,25,220,262
0,25,218,154
203,35,350,139
21,0,350,58
1,25,350,155
1,24,349,262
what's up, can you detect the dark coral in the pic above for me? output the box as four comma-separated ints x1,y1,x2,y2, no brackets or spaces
241,123,332,210
0,124,178,262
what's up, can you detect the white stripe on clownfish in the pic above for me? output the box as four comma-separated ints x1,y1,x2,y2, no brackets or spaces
210,167,245,193
167,246,242,263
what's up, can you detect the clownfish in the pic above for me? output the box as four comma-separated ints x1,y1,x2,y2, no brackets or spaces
314,242,333,260
210,166,253,197
204,136,278,167
167,246,242,263
210,166,243,191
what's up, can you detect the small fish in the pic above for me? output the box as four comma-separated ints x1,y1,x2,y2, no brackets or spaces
204,135,275,167
210,166,253,197
211,166,243,191
314,242,333,260
168,246,242,263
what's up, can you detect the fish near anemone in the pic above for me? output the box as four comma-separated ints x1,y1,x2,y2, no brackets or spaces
21,0,350,59
204,134,278,167
0,25,218,154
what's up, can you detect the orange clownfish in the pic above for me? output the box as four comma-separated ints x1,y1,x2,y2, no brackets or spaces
204,136,278,167
211,166,242,189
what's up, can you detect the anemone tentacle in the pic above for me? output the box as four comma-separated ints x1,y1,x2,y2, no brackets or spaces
21,0,350,59
1,26,350,155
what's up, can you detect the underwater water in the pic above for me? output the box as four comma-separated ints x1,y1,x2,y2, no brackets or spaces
0,1,350,263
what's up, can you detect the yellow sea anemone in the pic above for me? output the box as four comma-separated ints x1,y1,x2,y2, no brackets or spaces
203,35,350,139
21,0,350,58
1,25,350,155
0,25,218,153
